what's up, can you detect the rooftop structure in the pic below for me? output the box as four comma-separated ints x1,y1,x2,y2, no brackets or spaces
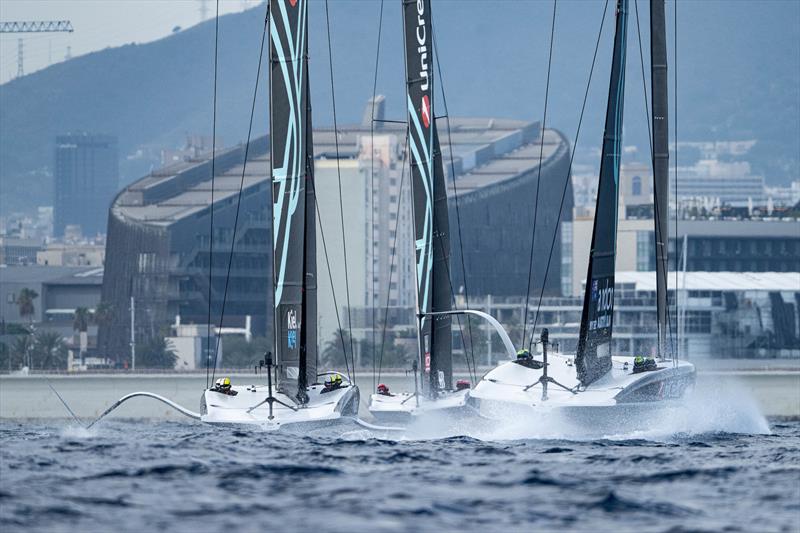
0,236,41,266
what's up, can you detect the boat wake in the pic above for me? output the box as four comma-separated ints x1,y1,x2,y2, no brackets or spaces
368,377,770,442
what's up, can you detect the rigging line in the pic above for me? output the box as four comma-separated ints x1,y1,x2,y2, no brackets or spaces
210,4,270,383
414,19,473,387
377,128,409,387
430,192,475,385
431,25,477,384
634,0,676,358
531,0,610,335
424,13,473,386
373,119,407,125
673,0,679,365
325,0,356,383
314,196,352,381
370,0,385,393
205,0,220,390
522,0,558,350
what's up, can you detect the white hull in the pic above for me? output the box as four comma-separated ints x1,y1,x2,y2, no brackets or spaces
368,388,471,425
201,382,359,430
469,353,695,427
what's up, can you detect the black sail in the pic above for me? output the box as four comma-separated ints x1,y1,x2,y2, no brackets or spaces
402,0,452,392
651,0,669,358
270,0,314,399
576,0,628,386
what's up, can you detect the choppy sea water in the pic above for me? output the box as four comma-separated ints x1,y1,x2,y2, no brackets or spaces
2,405,799,532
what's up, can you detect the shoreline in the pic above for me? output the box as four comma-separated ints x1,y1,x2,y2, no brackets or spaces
2,368,799,379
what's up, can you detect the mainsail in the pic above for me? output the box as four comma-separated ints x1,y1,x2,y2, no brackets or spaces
651,0,670,359
576,0,628,385
270,0,316,400
402,0,453,393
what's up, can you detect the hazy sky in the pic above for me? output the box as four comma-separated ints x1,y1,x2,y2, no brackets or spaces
0,0,261,84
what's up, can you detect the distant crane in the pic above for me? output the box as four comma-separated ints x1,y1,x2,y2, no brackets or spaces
0,20,74,78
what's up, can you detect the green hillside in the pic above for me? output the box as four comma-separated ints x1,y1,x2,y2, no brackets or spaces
1,1,797,215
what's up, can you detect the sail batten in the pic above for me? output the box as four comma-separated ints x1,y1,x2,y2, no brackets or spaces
576,0,628,386
270,0,315,400
402,0,452,393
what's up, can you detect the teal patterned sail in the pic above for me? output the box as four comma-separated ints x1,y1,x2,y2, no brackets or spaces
269,0,316,401
402,0,453,393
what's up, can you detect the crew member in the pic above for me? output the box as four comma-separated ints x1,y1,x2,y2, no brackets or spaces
633,356,658,373
322,373,343,394
514,348,543,369
212,377,238,396
376,383,393,396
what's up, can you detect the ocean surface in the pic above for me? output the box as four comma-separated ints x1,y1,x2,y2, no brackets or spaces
2,414,799,531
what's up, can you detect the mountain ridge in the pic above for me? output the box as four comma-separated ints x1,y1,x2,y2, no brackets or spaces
1,1,797,214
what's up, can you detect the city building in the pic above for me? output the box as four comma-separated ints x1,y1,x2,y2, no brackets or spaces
445,121,572,299
672,158,765,205
36,241,105,267
166,320,223,371
99,98,572,364
563,163,800,297
0,236,41,266
0,265,103,334
457,271,799,364
765,180,800,207
54,133,119,237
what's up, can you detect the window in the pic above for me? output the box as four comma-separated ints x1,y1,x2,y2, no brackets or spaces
632,175,642,196
636,231,655,271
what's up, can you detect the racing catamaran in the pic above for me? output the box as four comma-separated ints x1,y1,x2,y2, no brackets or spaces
469,0,695,424
201,0,359,428
368,0,480,423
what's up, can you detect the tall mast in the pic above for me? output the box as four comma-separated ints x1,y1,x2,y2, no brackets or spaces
401,0,452,394
576,0,628,386
302,19,318,395
270,0,314,401
651,0,669,359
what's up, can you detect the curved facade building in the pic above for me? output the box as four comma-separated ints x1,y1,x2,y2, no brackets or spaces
99,110,572,363
447,124,573,298
99,138,272,362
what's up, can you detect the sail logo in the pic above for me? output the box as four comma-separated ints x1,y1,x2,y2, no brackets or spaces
421,95,431,128
589,277,614,330
287,309,298,349
415,0,429,92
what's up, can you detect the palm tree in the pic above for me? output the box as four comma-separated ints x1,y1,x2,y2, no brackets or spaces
16,288,38,325
32,331,67,370
321,328,351,369
137,337,178,369
11,335,33,369
73,307,90,362
93,301,114,357
73,307,90,333
93,301,113,328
